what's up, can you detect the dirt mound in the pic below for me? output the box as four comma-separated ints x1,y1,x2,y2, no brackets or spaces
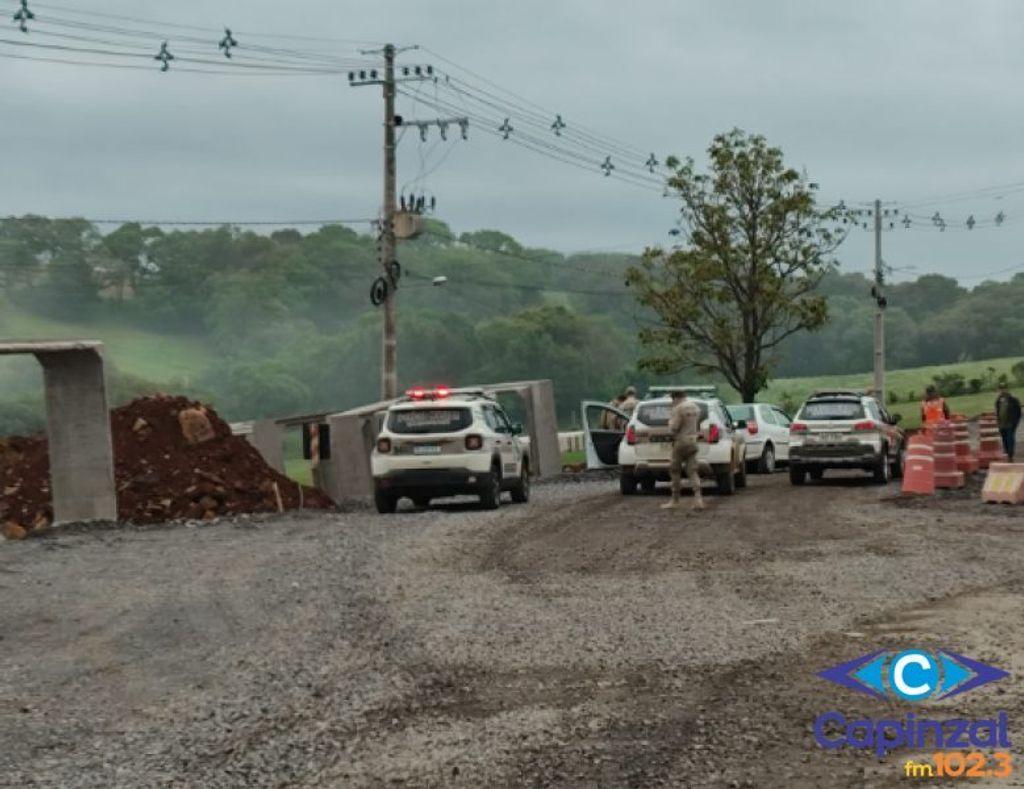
1,395,333,527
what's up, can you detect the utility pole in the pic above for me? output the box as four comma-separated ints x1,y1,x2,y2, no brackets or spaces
872,198,885,403
381,43,398,400
349,49,467,401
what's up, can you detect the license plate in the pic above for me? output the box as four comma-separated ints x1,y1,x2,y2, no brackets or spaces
413,445,441,455
650,435,673,443
812,433,844,443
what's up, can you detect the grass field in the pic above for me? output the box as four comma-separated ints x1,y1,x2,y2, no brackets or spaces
760,357,1023,429
0,306,216,383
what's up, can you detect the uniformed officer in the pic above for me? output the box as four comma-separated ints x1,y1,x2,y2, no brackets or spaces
662,389,705,510
619,386,639,418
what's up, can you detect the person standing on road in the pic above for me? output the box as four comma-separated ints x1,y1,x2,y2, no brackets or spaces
663,389,705,511
619,386,639,418
995,383,1022,462
921,385,950,426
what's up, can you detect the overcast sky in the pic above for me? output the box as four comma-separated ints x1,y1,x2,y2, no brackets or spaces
3,0,1024,282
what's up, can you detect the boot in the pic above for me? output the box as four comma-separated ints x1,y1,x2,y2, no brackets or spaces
691,493,706,511
661,497,682,510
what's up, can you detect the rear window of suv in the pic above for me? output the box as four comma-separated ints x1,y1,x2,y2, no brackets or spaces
727,405,754,422
799,400,865,420
388,407,472,434
637,401,709,426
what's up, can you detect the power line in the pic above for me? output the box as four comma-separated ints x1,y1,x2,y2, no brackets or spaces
421,47,656,165
26,16,380,69
29,0,386,46
397,88,665,193
404,270,631,299
0,36,348,73
1,215,376,226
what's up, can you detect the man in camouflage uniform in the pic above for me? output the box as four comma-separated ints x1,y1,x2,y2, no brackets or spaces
662,389,705,510
619,386,639,418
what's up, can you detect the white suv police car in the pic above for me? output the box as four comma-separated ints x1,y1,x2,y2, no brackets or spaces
581,386,747,495
371,387,531,513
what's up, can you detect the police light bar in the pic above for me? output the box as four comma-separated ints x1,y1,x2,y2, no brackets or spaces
404,386,452,401
646,384,718,398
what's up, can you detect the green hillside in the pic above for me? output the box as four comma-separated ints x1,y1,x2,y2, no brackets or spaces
0,306,215,383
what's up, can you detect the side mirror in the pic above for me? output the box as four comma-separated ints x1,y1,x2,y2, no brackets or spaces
734,419,747,429
511,422,524,435
891,413,903,424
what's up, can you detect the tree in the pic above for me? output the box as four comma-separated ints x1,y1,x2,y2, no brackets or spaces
625,129,844,401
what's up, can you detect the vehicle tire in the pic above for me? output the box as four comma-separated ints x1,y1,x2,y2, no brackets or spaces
479,466,503,510
639,477,657,493
620,469,638,495
735,460,747,489
374,487,398,514
510,463,531,503
809,468,824,481
714,464,735,495
757,444,776,474
789,464,807,485
892,444,905,480
872,448,891,485
412,496,431,508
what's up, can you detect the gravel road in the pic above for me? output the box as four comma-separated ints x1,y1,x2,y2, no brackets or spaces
2,472,1023,787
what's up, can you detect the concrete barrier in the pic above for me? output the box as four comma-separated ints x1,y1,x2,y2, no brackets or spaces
230,419,286,474
559,431,585,454
1,340,116,523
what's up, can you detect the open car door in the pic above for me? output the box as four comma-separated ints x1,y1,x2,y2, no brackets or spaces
581,400,629,469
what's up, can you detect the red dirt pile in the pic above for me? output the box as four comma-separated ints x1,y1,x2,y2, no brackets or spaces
1,395,333,529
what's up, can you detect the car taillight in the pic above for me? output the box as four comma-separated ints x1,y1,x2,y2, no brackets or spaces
377,437,392,453
790,422,808,433
708,424,721,443
626,425,636,445
746,421,758,436
465,434,483,450
853,420,876,431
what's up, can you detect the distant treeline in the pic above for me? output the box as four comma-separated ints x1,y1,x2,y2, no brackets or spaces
1,215,1022,430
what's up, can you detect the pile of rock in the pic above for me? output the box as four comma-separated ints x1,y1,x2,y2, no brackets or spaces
1,395,333,535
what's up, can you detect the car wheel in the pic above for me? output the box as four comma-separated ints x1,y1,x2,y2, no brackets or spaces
809,468,824,481
479,467,503,509
714,463,735,495
374,486,398,514
639,477,657,493
758,444,776,474
892,444,905,479
872,448,891,484
620,469,638,495
510,463,531,503
789,465,807,485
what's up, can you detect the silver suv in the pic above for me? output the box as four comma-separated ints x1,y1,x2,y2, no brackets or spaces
788,390,906,484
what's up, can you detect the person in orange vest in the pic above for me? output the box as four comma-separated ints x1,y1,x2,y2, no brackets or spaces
921,385,950,425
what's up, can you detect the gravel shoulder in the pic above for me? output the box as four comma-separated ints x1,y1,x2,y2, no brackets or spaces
2,473,1022,787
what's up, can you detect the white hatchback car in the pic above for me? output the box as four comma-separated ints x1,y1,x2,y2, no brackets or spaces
371,387,531,513
581,389,747,495
726,403,793,474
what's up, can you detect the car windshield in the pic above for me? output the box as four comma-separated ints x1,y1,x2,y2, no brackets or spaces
800,400,865,421
636,400,709,426
388,407,472,434
727,405,754,422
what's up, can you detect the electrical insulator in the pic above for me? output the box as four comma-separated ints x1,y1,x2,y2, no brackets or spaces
153,41,174,72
